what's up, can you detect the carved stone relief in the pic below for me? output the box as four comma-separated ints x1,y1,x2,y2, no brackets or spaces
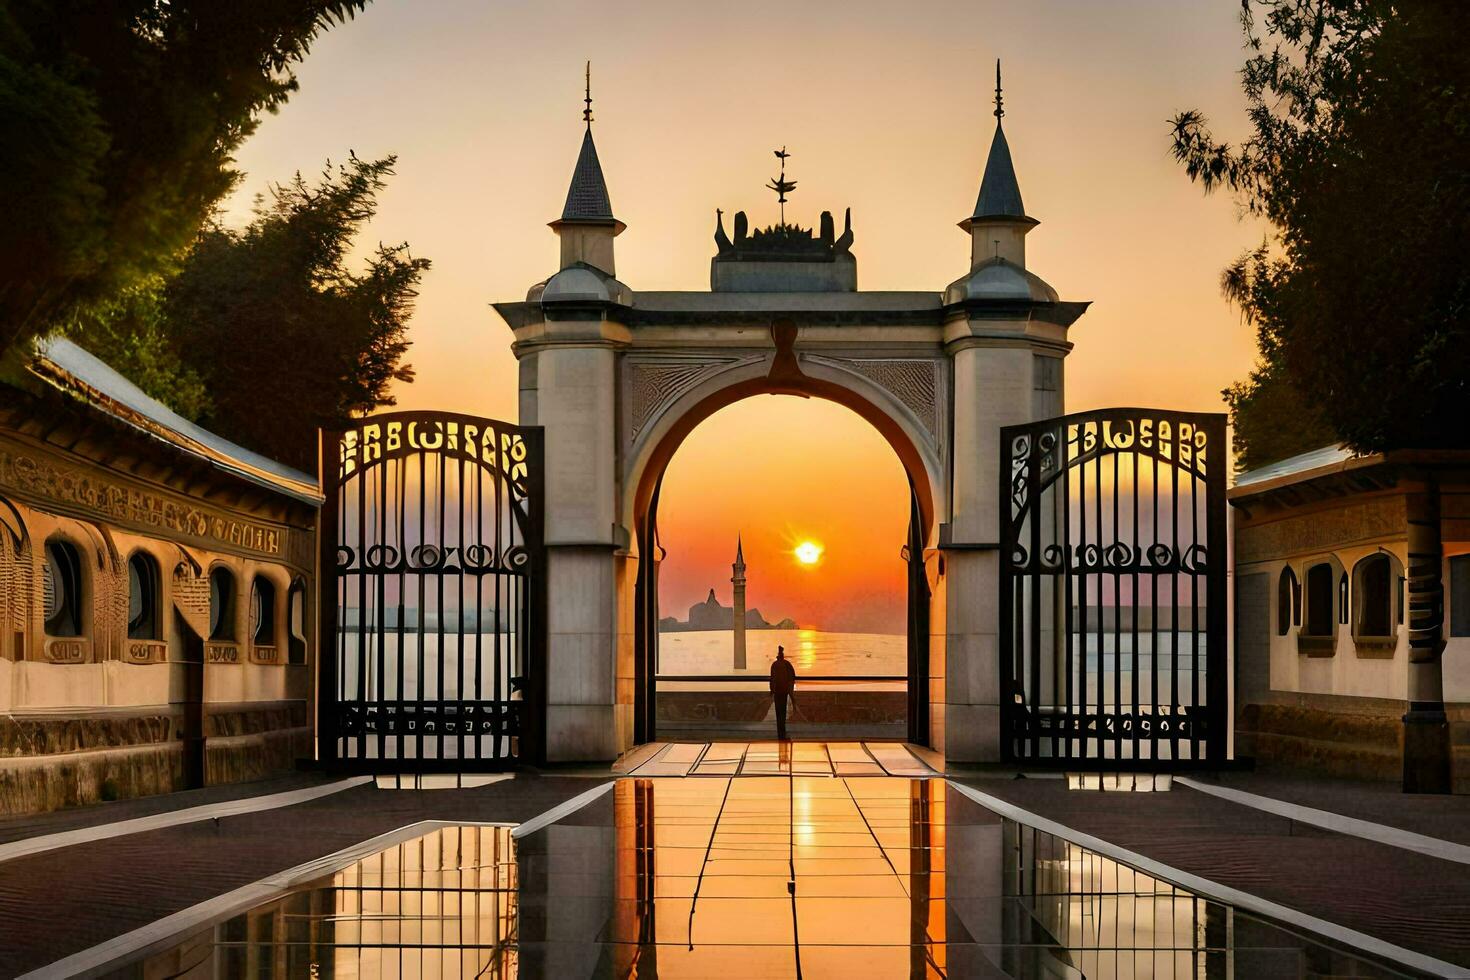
625,355,764,443
803,356,943,447
1236,495,1407,565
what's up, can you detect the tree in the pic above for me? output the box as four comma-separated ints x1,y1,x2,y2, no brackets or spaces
70,279,212,421
80,155,425,472
1171,0,1470,470
0,0,369,354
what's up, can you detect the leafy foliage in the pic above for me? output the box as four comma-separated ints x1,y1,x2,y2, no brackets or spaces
79,156,424,472
1171,0,1470,470
71,280,212,420
0,0,368,353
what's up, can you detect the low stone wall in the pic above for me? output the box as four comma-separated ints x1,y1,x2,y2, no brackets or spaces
1237,699,1470,793
657,690,906,738
0,702,311,816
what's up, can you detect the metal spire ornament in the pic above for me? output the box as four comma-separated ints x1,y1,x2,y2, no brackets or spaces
994,59,1004,120
766,146,797,225
583,61,593,129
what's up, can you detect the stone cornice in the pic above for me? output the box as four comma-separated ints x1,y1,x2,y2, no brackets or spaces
493,295,1091,335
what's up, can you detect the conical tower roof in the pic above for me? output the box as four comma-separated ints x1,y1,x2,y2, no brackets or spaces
971,122,1027,220
560,129,617,223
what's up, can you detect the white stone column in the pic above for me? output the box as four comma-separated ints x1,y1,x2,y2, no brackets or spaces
940,323,1058,763
528,314,629,762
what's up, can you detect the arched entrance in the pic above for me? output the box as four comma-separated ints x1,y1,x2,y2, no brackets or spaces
622,339,946,746
492,93,1092,765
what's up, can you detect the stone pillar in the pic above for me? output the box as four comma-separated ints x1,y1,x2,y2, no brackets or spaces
941,327,1035,763
530,310,630,762
939,318,1070,764
1404,474,1450,793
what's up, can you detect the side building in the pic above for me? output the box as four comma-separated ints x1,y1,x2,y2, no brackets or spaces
1231,446,1470,792
0,339,321,815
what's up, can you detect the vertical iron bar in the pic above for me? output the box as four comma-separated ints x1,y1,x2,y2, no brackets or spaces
416,448,426,767
493,429,505,758
1151,443,1160,764
1076,425,1088,761
1190,425,1200,761
357,430,370,763
1170,422,1180,763
1062,424,1075,761
382,452,393,764
474,446,484,763
492,429,504,761
1112,429,1122,762
437,442,447,763
1205,416,1228,763
457,454,466,765
998,430,1016,761
1131,434,1140,763
1028,428,1043,763
1095,434,1105,761
396,458,408,764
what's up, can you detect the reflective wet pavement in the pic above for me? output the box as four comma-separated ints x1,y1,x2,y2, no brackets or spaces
114,769,1431,978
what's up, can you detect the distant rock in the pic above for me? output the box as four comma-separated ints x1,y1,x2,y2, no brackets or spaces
659,588,793,632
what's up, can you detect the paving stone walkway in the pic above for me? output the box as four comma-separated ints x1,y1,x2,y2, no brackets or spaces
1,751,1467,977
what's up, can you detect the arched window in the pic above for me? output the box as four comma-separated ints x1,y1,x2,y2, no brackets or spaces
1353,554,1394,638
1276,566,1298,636
1303,563,1335,637
287,579,308,665
43,538,84,637
209,567,236,641
1339,572,1349,624
127,553,161,640
250,576,277,645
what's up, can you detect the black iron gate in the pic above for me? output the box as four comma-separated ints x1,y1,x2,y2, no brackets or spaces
318,412,545,770
999,408,1227,768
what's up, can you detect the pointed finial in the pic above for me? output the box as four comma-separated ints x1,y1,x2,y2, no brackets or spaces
766,146,797,225
583,61,593,129
994,59,1004,120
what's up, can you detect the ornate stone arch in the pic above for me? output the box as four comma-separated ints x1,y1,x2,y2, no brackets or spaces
620,354,947,554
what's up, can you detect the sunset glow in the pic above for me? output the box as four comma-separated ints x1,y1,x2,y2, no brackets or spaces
222,1,1264,639
795,541,823,566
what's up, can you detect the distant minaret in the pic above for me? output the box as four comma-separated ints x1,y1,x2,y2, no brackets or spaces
732,536,747,670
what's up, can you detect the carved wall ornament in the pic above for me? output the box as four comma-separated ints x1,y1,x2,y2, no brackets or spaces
626,356,761,442
206,642,240,664
126,641,167,664
804,356,942,444
42,637,87,663
0,444,291,562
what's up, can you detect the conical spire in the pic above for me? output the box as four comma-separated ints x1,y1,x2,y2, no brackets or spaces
734,535,745,567
970,60,1028,222
561,128,616,222
549,63,624,275
559,62,617,223
972,124,1026,220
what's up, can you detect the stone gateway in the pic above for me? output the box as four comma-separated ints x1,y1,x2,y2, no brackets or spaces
494,74,1088,762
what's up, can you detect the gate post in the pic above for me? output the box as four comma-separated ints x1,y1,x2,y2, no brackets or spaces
943,330,1067,764
516,300,632,762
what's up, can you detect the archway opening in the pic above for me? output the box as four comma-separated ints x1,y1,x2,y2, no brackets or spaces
637,393,930,743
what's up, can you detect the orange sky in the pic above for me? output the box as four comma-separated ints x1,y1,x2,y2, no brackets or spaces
224,1,1265,633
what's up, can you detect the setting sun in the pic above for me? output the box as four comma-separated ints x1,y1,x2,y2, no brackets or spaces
794,541,823,565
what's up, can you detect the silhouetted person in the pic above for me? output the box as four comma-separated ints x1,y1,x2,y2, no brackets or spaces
770,646,796,740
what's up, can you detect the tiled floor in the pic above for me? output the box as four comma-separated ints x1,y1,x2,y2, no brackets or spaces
516,776,1420,978
622,741,936,778
107,773,1437,978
